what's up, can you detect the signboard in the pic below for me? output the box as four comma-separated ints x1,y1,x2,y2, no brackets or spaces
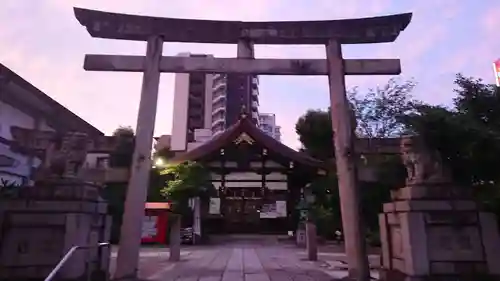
276,201,287,217
140,212,168,244
260,201,287,218
494,59,500,87
209,198,221,214
141,216,158,240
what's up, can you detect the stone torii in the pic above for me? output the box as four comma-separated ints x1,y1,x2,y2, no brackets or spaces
74,7,411,281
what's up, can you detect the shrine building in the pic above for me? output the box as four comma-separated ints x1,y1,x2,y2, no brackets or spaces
169,113,327,234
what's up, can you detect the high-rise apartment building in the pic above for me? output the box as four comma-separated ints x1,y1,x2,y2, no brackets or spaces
171,53,214,151
171,52,261,151
211,73,260,136
258,113,282,142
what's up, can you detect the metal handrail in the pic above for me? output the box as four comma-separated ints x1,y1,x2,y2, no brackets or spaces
44,242,110,281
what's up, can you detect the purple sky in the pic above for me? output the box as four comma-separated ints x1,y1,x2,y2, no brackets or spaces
1,0,499,149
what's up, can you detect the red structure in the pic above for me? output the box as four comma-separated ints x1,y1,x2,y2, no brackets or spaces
141,202,171,244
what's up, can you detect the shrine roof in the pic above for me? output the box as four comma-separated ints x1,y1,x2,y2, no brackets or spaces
0,63,103,137
169,115,326,169
74,8,412,44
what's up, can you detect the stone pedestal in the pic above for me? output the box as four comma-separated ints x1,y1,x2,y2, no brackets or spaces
169,215,181,262
296,224,306,248
0,178,111,281
379,185,500,281
306,222,318,261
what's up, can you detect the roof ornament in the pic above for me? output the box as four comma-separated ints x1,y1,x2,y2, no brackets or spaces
234,133,254,145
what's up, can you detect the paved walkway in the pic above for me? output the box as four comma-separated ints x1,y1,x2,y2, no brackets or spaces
110,242,380,280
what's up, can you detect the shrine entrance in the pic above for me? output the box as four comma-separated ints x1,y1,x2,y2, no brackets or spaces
169,117,326,235
74,8,412,281
223,195,261,233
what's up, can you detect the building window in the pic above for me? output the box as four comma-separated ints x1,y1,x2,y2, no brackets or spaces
96,157,109,169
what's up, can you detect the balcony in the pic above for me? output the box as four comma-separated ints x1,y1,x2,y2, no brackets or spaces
212,117,225,127
212,79,227,92
212,88,226,103
252,100,259,109
252,76,259,85
212,106,226,118
252,88,259,97
252,111,259,120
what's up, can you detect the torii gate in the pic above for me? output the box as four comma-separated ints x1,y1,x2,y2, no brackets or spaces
74,8,411,281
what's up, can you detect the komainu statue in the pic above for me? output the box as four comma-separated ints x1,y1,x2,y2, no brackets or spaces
34,132,89,181
400,135,451,185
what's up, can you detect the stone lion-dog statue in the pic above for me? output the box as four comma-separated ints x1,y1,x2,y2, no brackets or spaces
34,132,89,181
400,135,451,185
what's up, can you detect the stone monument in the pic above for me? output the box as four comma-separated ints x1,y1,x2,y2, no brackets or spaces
379,135,500,281
0,130,112,281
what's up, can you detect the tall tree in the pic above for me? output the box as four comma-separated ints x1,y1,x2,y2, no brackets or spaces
295,78,418,158
159,161,216,214
402,74,500,187
109,126,135,168
348,78,418,138
295,109,334,160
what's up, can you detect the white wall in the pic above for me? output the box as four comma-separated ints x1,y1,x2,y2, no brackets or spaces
171,53,215,151
0,101,48,184
204,72,214,130
171,71,190,151
259,113,281,141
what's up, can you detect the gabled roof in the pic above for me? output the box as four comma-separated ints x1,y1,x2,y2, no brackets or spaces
0,63,103,136
170,115,326,168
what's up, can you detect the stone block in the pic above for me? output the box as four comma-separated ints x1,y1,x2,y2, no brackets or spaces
379,186,500,280
391,185,473,201
0,181,111,280
305,222,317,261
296,228,306,248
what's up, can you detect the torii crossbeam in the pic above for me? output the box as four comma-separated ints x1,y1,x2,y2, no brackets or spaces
74,7,411,281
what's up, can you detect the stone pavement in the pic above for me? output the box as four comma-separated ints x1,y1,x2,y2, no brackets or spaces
110,242,380,280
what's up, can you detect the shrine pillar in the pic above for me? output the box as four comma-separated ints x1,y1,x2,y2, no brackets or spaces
326,39,370,280
114,36,163,280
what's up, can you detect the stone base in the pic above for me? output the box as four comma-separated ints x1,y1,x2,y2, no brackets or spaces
296,228,306,248
379,185,500,280
380,269,500,281
0,181,111,280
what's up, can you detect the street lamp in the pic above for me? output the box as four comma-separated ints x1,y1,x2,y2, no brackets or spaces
153,157,166,168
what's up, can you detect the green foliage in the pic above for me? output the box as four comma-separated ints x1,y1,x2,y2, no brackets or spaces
400,74,500,223
348,78,418,138
295,109,335,160
295,78,418,239
100,182,127,243
401,74,500,187
295,78,418,160
109,126,135,168
305,175,342,238
112,126,134,138
159,161,216,214
148,168,170,202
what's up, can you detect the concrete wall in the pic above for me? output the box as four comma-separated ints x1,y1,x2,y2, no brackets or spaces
171,53,215,151
171,60,190,151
